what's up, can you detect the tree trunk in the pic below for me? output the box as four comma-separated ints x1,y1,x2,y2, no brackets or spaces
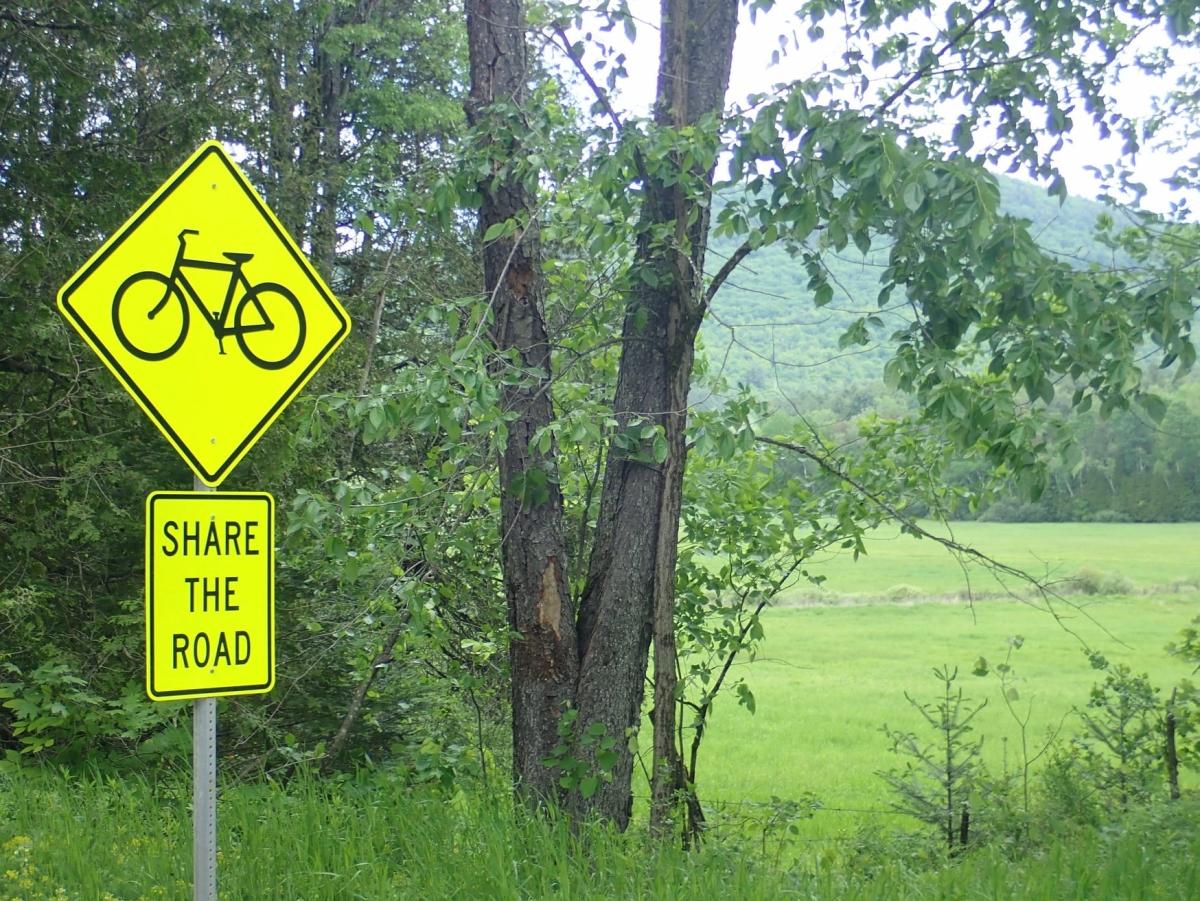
464,0,737,828
465,0,579,807
310,7,343,278
1166,687,1181,801
576,0,738,830
648,352,692,837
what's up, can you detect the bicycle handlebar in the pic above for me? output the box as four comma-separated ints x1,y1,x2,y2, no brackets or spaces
178,228,200,243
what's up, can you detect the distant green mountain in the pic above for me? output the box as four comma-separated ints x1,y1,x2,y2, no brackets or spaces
700,176,1112,415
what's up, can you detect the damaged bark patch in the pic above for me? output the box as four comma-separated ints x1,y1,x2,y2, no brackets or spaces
506,264,532,299
538,556,563,639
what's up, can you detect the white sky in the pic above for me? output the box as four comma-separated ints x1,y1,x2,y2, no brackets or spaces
561,1,1197,216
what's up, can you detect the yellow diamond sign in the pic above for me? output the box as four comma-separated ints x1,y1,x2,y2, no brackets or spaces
57,141,350,486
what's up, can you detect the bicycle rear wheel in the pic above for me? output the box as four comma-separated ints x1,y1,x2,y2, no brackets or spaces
112,271,189,361
234,282,305,370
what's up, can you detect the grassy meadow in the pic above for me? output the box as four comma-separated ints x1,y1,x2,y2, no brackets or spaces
687,521,1200,837
781,520,1200,599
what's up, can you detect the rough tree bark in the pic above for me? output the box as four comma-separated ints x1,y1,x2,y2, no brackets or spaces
464,0,737,828
576,0,738,832
465,0,579,806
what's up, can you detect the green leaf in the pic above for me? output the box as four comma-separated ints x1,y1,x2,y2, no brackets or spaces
902,180,925,213
1136,393,1167,423
482,220,514,242
1048,174,1067,204
853,228,871,255
579,775,600,798
651,433,669,464
736,682,756,715
953,118,973,154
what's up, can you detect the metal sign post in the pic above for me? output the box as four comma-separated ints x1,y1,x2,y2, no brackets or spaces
194,697,217,900
193,477,217,901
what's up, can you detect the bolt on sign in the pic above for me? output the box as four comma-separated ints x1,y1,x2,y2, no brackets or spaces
57,140,350,486
146,491,274,701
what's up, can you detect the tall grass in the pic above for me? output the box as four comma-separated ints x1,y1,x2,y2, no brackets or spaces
2,768,1198,899
0,768,789,899
809,802,1200,899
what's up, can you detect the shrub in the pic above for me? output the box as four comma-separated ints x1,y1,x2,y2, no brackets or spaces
1039,748,1102,828
1066,568,1135,596
1073,654,1162,808
978,499,1054,522
1081,509,1131,523
878,665,987,852
884,584,925,601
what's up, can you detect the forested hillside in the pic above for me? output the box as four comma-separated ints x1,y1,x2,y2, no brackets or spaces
702,177,1115,411
704,180,1200,523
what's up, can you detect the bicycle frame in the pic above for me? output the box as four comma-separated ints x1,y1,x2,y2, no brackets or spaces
166,231,271,351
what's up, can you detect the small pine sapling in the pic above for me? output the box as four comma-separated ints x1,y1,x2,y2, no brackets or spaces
1073,652,1161,809
879,665,987,852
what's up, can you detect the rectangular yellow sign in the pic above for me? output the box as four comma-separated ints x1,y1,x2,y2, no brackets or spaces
146,491,275,701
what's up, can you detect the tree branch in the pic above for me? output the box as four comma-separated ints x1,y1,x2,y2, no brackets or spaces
703,240,753,309
874,0,1000,119
551,24,625,135
755,434,1123,645
321,610,410,772
0,354,67,383
0,355,37,374
0,12,85,31
549,24,652,187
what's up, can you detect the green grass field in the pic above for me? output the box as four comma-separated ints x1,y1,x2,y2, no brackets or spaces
687,522,1200,838
781,520,1200,599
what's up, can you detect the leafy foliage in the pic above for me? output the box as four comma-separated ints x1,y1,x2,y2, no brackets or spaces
0,0,492,774
540,707,621,800
702,178,1119,410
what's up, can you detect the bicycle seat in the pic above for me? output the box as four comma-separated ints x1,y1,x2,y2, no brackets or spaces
223,251,254,264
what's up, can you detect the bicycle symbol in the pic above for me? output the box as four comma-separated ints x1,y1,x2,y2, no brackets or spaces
112,228,306,370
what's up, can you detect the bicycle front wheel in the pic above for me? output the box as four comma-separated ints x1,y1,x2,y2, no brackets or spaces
112,271,189,361
234,282,306,370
